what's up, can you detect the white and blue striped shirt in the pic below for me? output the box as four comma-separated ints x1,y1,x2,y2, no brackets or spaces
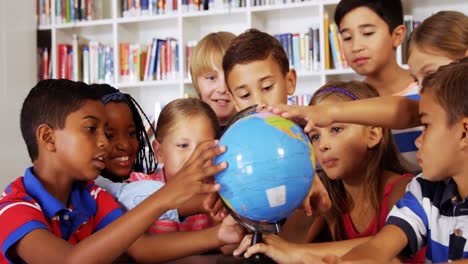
386,175,468,263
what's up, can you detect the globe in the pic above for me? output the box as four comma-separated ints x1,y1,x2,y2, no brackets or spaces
214,112,315,223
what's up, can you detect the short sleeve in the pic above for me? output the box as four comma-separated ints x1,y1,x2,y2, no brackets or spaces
0,201,49,262
386,176,428,256
93,186,125,232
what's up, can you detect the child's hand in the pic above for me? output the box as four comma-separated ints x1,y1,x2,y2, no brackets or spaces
157,140,227,210
216,215,245,245
233,234,326,264
203,193,227,223
303,176,331,216
267,104,334,133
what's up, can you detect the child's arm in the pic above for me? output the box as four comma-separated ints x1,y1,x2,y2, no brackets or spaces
338,225,408,262
233,233,372,264
127,215,244,262
12,140,230,263
234,226,405,264
279,211,323,243
268,96,420,132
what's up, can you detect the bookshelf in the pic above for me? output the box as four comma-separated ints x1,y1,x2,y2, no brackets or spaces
37,0,468,114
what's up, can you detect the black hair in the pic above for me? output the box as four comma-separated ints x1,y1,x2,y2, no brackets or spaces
20,79,101,162
90,84,157,182
334,0,403,33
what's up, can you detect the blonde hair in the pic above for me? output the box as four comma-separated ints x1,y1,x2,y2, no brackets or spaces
310,81,411,241
155,98,221,143
408,11,468,60
189,32,236,97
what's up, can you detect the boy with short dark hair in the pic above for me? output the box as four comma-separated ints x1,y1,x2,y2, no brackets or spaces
222,28,297,110
334,0,411,96
223,28,330,244
0,79,242,263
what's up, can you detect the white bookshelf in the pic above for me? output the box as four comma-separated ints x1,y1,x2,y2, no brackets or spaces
37,0,468,113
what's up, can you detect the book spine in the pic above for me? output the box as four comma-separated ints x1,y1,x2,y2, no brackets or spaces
82,46,90,83
72,34,80,81
292,33,300,72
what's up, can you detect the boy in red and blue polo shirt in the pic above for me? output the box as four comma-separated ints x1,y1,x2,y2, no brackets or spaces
0,79,241,263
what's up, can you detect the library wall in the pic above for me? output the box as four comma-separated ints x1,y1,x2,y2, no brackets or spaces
0,1,36,189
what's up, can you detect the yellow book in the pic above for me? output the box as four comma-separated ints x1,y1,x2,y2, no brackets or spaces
324,12,331,70
330,23,344,69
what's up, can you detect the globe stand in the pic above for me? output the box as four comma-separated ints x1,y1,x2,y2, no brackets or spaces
225,205,284,264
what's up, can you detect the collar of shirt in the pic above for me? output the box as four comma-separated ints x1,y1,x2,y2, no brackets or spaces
23,167,97,239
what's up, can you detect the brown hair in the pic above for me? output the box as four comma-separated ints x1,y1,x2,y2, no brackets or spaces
222,28,290,90
408,11,468,60
310,81,411,241
190,32,236,97
155,98,221,142
421,57,468,126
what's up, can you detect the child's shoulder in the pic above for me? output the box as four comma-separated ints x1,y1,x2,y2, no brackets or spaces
393,81,419,97
384,172,414,208
0,176,37,204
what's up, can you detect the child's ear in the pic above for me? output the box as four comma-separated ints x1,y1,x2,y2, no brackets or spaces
460,117,468,150
391,25,407,48
366,127,383,149
36,124,56,152
285,69,297,95
153,139,164,164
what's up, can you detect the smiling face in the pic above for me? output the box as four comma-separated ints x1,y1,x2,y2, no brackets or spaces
339,7,400,76
196,63,237,126
226,56,296,111
103,102,139,179
54,100,109,181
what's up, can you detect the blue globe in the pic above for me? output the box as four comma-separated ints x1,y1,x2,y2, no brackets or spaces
214,112,315,223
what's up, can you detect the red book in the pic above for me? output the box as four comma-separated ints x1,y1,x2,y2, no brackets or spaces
57,44,71,79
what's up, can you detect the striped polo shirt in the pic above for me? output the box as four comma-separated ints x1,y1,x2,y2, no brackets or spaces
0,167,124,263
386,175,468,263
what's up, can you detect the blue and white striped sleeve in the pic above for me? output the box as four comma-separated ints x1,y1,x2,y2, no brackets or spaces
386,175,428,256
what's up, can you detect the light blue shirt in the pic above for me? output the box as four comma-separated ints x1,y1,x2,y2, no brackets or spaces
95,176,179,222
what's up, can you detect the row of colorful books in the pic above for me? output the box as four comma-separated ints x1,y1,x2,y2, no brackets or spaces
182,0,246,12
57,35,114,84
251,0,312,7
120,38,180,82
122,0,178,17
274,27,321,73
37,0,104,26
